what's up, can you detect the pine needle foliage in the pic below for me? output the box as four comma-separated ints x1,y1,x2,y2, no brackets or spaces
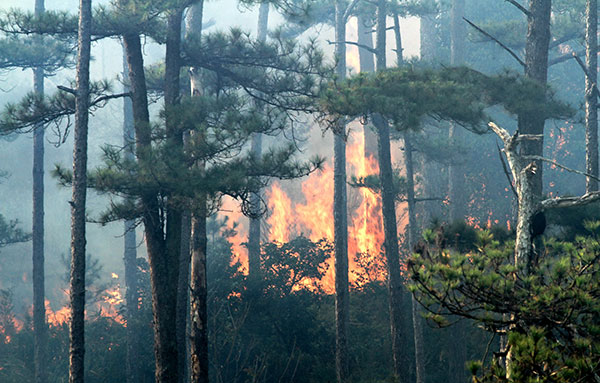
409,225,600,382
319,66,572,132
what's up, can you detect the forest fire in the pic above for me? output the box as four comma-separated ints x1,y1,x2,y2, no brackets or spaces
222,129,403,291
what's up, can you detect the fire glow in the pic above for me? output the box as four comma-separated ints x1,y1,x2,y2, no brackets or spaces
221,129,409,292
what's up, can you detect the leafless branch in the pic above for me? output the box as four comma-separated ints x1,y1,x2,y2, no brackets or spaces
57,85,76,95
516,134,543,141
542,191,600,210
488,122,512,146
571,52,600,100
464,17,525,67
497,141,518,199
92,92,130,105
504,0,531,17
344,0,361,21
326,39,377,54
523,155,600,182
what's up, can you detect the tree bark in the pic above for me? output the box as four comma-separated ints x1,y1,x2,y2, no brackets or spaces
122,19,179,382
32,1,47,382
419,12,444,223
156,8,185,382
586,0,598,193
488,122,542,378
374,2,406,380
190,209,208,383
447,2,469,381
177,209,191,383
69,0,92,381
185,2,209,383
334,2,350,382
122,45,140,383
448,0,466,222
357,12,378,159
518,0,552,199
248,1,269,282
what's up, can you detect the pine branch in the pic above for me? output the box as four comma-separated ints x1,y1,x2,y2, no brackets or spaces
541,192,600,210
549,51,579,66
326,39,377,54
463,17,525,67
571,52,600,102
496,141,518,199
523,155,600,181
343,0,361,21
503,0,531,17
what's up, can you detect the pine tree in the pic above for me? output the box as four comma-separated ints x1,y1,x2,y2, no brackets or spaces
68,0,92,381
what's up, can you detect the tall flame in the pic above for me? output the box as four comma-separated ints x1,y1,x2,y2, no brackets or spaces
219,128,402,292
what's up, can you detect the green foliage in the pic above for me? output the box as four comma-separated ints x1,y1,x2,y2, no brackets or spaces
261,236,331,295
349,168,410,202
409,222,600,382
320,66,572,132
183,28,330,112
54,92,324,222
0,80,121,141
0,215,29,247
0,35,73,72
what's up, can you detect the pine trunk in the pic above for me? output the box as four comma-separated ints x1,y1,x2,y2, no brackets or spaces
186,2,210,383
419,12,443,223
518,0,552,199
122,24,178,382
357,12,378,159
586,0,598,193
122,45,140,383
32,1,47,382
333,2,349,382
190,210,208,383
154,9,185,383
448,0,465,221
374,2,406,380
248,1,270,281
69,0,91,381
177,211,191,383
447,1,468,381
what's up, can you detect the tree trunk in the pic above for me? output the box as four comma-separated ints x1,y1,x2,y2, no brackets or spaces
447,2,468,381
419,12,444,223
122,45,140,383
122,19,179,382
586,0,598,193
518,0,552,199
374,2,407,380
405,135,424,383
69,0,92,381
190,209,208,383
393,14,423,383
185,2,209,383
488,122,539,379
248,1,269,282
155,8,185,383
357,12,378,159
333,2,349,382
177,210,191,383
448,0,465,222
32,1,47,382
